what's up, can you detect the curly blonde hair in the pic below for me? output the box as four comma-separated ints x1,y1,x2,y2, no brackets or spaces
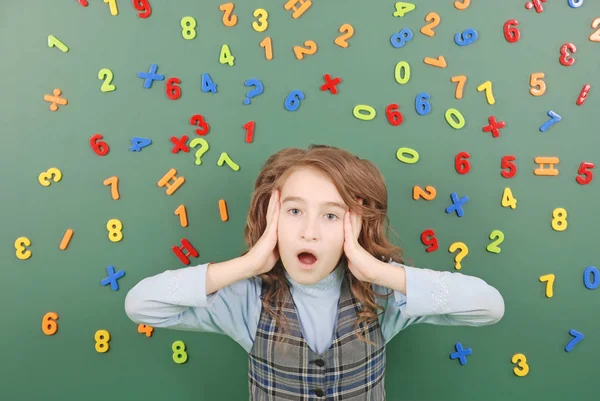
240,144,404,346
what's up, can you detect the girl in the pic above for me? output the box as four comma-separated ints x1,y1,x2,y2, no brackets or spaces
125,144,505,401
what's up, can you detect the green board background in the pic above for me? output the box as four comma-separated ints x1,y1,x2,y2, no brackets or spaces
1,0,600,400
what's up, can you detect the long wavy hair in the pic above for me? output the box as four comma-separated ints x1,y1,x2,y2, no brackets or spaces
241,144,405,347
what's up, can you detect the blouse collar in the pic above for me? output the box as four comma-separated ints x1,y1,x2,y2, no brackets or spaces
285,258,346,298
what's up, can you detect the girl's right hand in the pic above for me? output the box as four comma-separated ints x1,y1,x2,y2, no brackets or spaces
246,189,280,275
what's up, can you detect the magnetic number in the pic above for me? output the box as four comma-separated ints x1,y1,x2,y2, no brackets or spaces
584,266,599,290
559,43,576,66
455,152,470,174
284,90,305,111
501,187,517,209
90,134,109,156
477,81,495,104
166,77,181,100
335,24,354,48
512,354,529,377
98,68,116,92
486,230,504,254
504,20,520,43
413,186,436,200
130,137,152,152
420,229,438,252
190,114,210,135
219,3,237,27
565,329,584,352
260,37,273,60
396,147,419,164
48,35,68,52
293,40,317,60
38,167,62,186
243,120,255,143
133,0,152,18
590,18,600,42
15,237,32,260
42,312,58,335
501,155,517,178
394,61,410,84
454,0,470,9
175,204,188,227
390,28,413,48
107,218,123,242
104,0,118,15
551,208,567,231
103,176,120,200
172,340,188,363
181,17,197,40
455,28,478,46
451,76,466,99
95,329,110,353
539,274,555,298
420,12,440,37
252,8,268,32
445,108,465,129
568,0,583,7
415,93,431,115
576,162,594,185
353,105,376,121
393,2,416,17
219,44,235,66
529,72,546,96
201,73,217,93
385,104,403,126
138,324,154,337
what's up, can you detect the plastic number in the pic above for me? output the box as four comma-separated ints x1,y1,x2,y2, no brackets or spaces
539,274,555,298
559,43,576,66
394,61,410,84
445,108,465,129
477,81,495,104
103,176,120,200
42,312,59,335
504,20,520,43
565,329,584,352
512,354,529,377
175,204,188,227
107,218,123,242
455,152,471,174
413,186,436,200
454,0,470,9
385,104,403,126
293,40,317,59
95,330,110,353
190,114,210,136
133,0,152,18
529,72,546,96
396,147,419,164
501,155,517,178
334,24,354,48
219,3,237,27
284,90,305,111
166,77,181,100
98,68,116,92
576,162,594,185
252,8,268,32
219,44,235,66
420,229,439,252
539,110,561,132
90,134,109,156
451,76,466,99
130,137,152,152
393,2,416,17
243,121,255,143
568,0,583,7
590,18,600,42
138,324,154,337
415,93,431,115
15,237,32,260
260,37,273,60
390,28,413,48
455,28,478,46
552,208,567,231
48,35,69,52
501,187,517,209
38,168,62,187
486,230,504,253
201,73,217,93
584,266,599,289
353,105,376,121
104,0,118,15
172,340,188,363
420,12,440,37
181,17,196,40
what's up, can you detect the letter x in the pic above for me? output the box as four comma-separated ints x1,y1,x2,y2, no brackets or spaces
137,63,165,89
101,265,125,291
482,116,506,138
450,342,472,365
320,74,342,94
170,135,189,153
445,192,469,217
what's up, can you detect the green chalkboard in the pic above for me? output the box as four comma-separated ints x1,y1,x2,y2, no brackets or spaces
2,0,600,400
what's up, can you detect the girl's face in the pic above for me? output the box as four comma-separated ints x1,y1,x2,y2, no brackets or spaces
277,167,348,285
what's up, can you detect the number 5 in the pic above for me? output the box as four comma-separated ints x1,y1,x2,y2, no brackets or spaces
530,72,546,96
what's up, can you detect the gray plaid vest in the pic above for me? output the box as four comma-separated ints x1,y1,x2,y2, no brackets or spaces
248,273,386,400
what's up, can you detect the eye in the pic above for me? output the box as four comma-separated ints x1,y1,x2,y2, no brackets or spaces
288,208,300,215
325,213,338,221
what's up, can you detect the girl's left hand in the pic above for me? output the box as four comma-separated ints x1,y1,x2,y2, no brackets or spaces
343,199,381,283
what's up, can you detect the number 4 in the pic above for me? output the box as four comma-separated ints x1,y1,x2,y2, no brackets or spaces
219,44,235,66
501,187,517,209
393,2,416,17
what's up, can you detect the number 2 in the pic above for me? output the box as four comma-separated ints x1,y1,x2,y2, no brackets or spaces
590,18,600,42
294,40,317,60
412,185,436,200
334,24,354,48
486,230,504,253
98,68,116,92
420,12,440,37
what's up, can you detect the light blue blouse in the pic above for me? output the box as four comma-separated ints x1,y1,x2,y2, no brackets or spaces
125,259,505,354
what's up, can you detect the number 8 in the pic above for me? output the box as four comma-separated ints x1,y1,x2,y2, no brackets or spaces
181,16,197,40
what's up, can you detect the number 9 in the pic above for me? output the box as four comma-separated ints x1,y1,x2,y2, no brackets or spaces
454,28,478,46
133,0,152,18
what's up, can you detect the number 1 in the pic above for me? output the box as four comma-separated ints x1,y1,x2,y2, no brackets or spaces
104,0,118,15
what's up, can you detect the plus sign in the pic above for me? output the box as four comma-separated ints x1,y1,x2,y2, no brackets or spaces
320,74,342,94
445,192,469,217
450,342,472,365
137,63,165,89
170,135,189,153
525,0,546,12
100,265,125,291
482,116,506,138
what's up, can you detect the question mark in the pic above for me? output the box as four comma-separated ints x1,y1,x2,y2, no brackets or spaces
243,79,264,105
190,138,209,165
449,242,468,270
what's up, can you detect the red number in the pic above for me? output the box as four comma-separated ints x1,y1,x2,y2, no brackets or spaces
166,77,181,100
559,43,576,67
90,134,109,156
243,121,255,143
455,151,471,174
385,104,403,126
132,0,151,18
503,20,520,43
576,162,594,185
189,114,210,135
501,155,517,178
420,229,438,252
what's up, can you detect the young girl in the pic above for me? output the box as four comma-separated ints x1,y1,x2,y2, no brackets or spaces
125,144,505,400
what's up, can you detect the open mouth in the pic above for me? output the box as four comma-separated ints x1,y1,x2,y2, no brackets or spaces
297,252,318,266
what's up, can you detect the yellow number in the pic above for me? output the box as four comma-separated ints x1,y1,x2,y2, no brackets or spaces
252,8,268,32
259,37,273,60
95,329,110,353
552,207,567,231
98,68,116,92
394,61,410,84
539,274,555,298
38,167,62,187
219,44,235,66
107,219,123,242
172,340,188,363
181,16,197,40
486,230,504,254
103,0,118,16
501,187,517,209
15,237,32,260
512,353,529,377
477,81,495,105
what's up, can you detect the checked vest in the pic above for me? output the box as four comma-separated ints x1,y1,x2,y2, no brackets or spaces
248,273,387,400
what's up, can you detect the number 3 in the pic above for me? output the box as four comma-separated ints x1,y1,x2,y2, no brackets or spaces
512,353,529,377
252,8,268,32
38,168,62,187
15,237,32,260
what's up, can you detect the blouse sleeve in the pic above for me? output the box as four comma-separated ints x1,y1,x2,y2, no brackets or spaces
376,262,505,344
124,263,262,353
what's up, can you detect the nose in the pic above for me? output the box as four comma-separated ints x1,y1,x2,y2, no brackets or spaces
301,216,319,241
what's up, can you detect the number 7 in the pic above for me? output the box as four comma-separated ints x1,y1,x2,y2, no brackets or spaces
477,81,495,104
565,329,584,352
539,274,555,297
451,75,467,99
539,110,561,132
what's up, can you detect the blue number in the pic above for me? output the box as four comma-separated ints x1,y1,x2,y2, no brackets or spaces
201,73,217,93
415,93,431,116
584,266,599,289
568,0,583,8
539,110,562,132
565,329,584,352
284,90,305,112
390,28,414,48
454,28,478,46
130,137,152,152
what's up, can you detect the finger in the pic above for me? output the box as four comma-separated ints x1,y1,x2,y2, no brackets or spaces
266,190,276,228
344,211,354,242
